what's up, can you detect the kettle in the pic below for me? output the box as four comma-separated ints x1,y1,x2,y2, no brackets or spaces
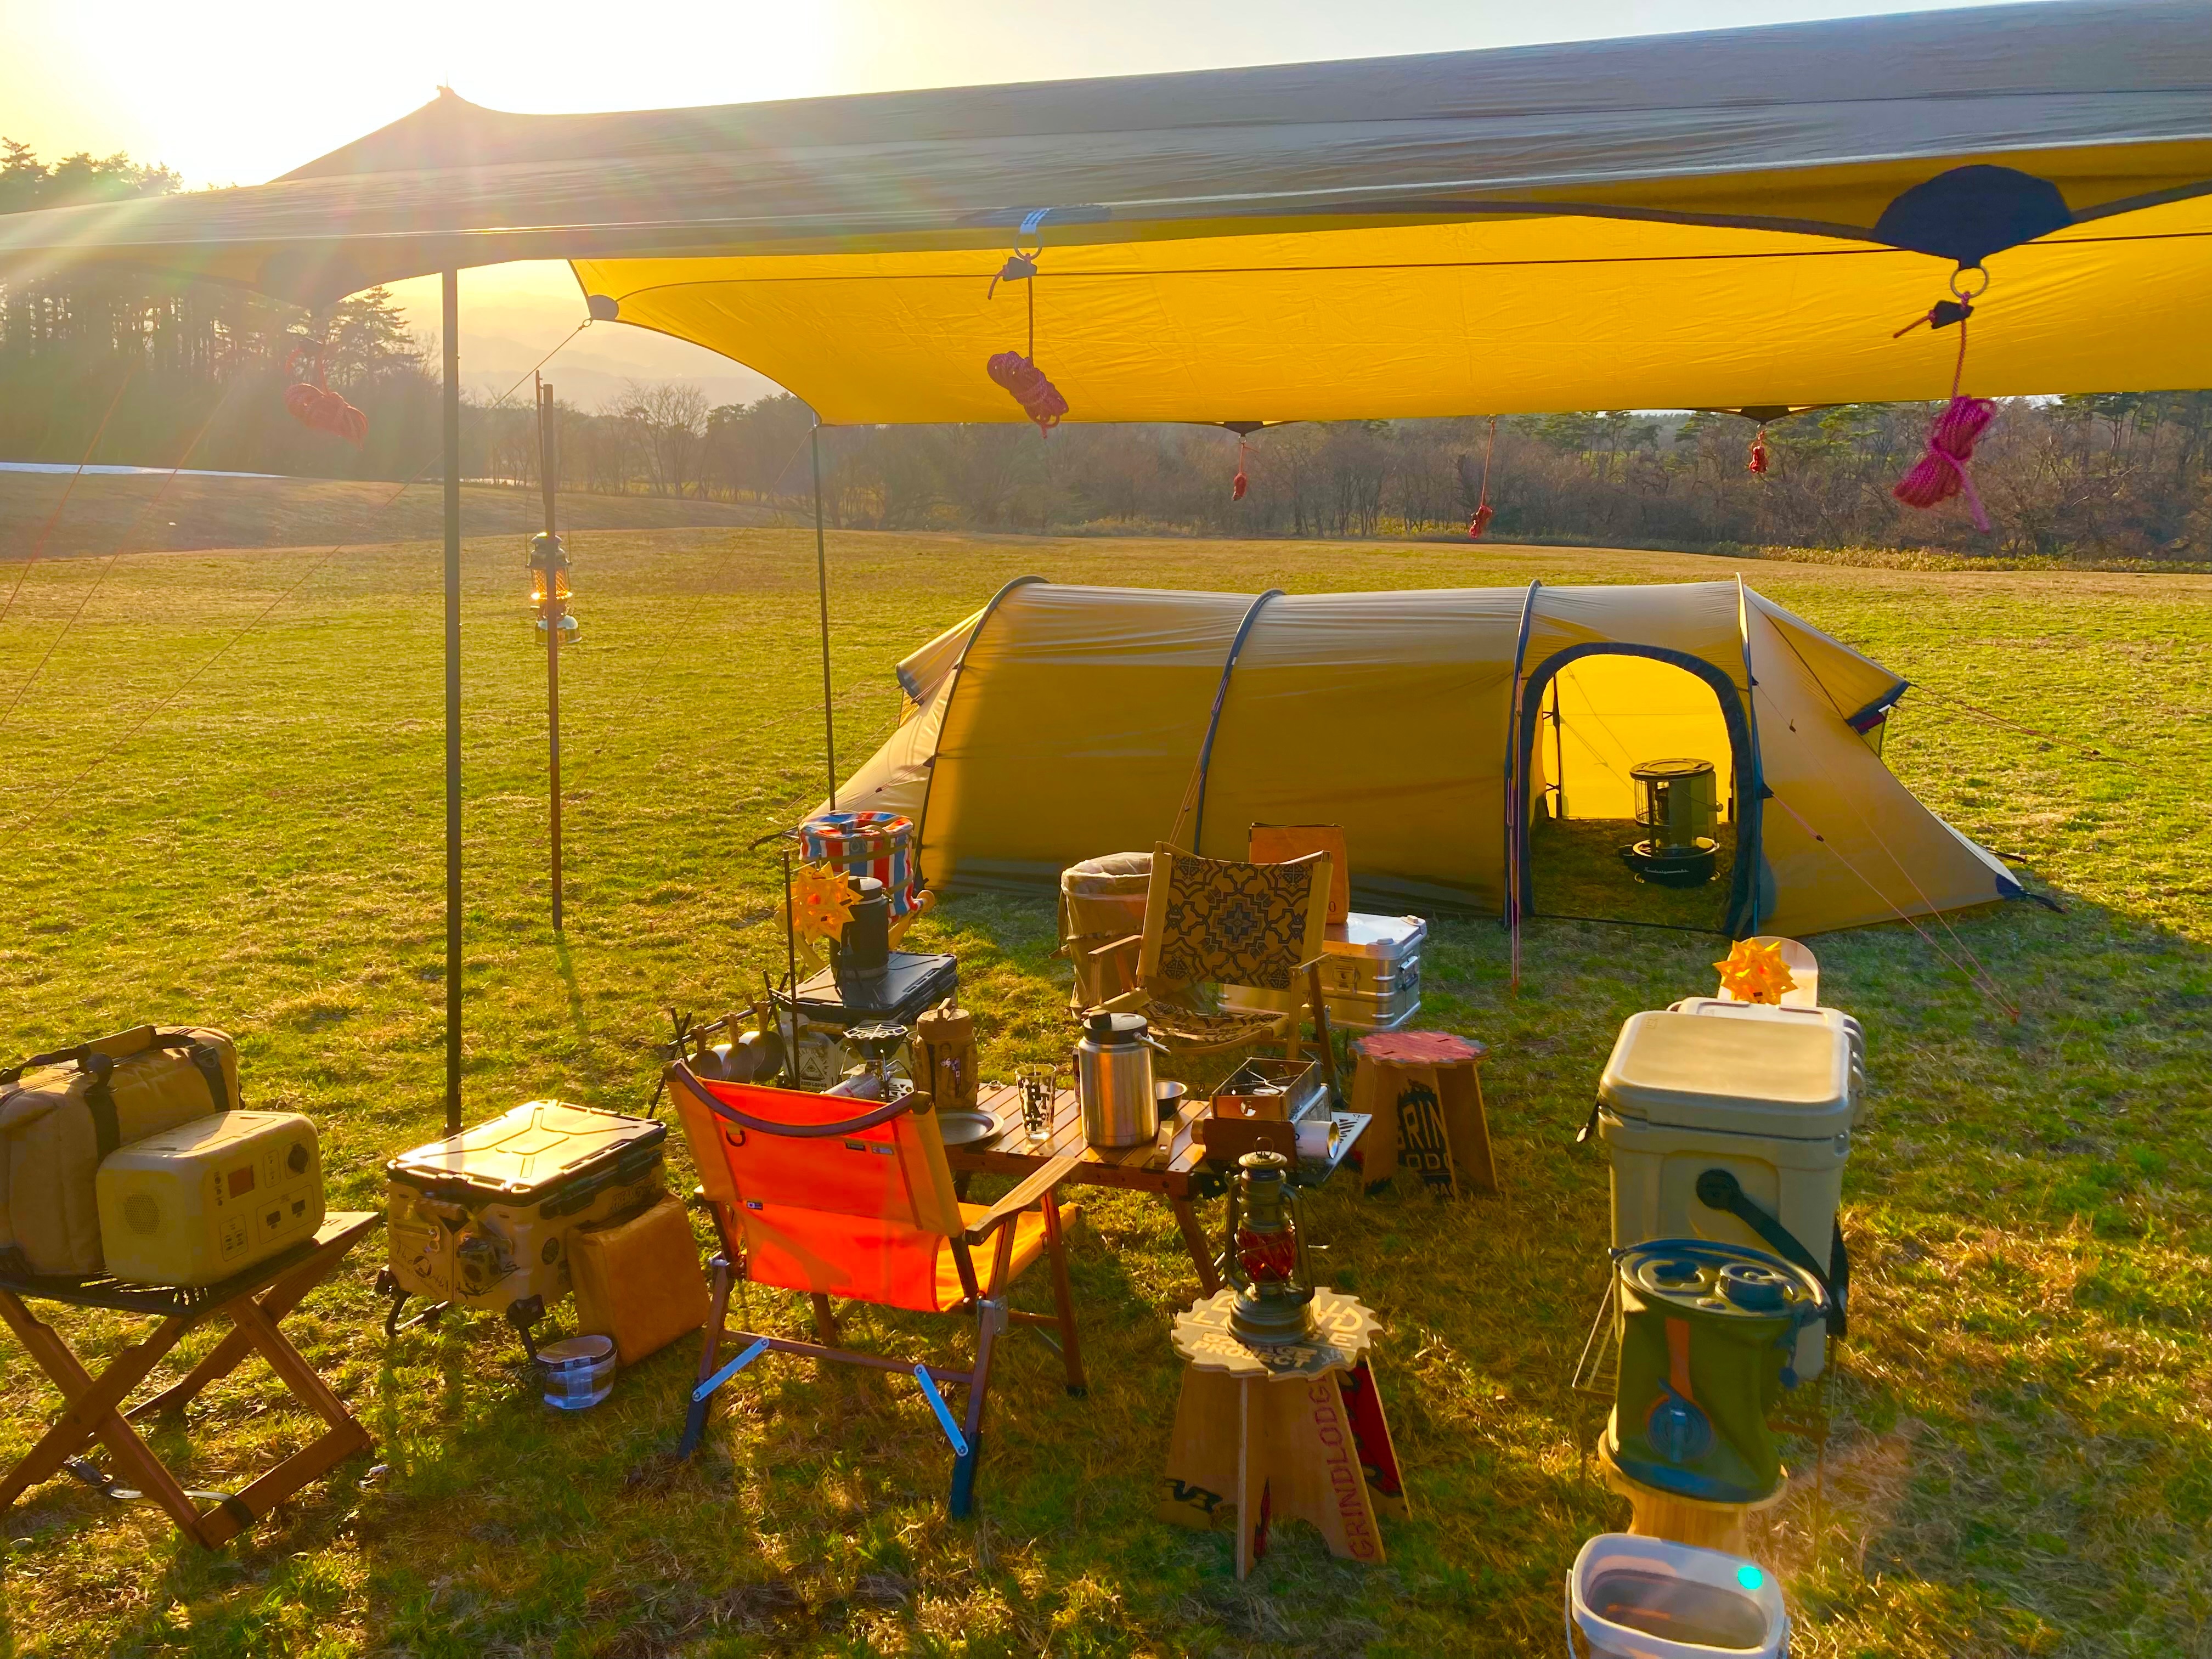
1074,1009,1166,1148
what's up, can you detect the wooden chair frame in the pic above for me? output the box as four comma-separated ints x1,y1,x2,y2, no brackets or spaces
667,1064,1084,1518
1088,843,1342,1097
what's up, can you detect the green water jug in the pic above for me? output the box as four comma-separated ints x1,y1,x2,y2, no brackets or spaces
1607,1238,1827,1505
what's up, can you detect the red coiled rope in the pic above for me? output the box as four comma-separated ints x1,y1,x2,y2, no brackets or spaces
282,346,368,447
1747,427,1770,476
1232,436,1249,501
986,227,1069,435
1892,319,1995,531
986,351,1067,433
1468,415,1497,539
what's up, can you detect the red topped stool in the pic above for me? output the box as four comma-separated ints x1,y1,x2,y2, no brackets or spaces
1348,1031,1496,1196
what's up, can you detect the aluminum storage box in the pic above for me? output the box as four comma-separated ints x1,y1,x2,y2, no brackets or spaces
1223,912,1425,1032
385,1101,665,1327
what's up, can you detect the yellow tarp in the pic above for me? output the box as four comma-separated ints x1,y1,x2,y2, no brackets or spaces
573,195,2212,423
2,1,2204,422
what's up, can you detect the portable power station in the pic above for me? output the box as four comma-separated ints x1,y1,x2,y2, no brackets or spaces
95,1111,325,1287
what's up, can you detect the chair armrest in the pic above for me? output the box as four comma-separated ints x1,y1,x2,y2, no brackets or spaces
1086,933,1143,963
963,1151,1085,1244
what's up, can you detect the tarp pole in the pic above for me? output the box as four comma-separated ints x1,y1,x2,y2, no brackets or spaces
811,422,837,811
442,269,464,1137
539,377,563,933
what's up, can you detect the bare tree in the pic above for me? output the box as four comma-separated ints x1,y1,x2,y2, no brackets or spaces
612,380,710,498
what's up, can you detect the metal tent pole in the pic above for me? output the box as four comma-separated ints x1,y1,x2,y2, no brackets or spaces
811,422,837,810
442,270,464,1136
538,377,563,932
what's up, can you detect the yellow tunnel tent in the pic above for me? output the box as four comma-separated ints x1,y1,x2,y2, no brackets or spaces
829,578,2014,939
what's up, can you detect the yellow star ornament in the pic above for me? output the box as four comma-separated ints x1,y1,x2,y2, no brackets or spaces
788,861,860,944
1715,938,1796,1005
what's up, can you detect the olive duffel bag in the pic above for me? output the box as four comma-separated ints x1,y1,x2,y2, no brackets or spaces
0,1026,240,1277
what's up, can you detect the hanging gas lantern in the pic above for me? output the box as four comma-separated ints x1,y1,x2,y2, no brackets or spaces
526,531,577,642
1223,1150,1319,1347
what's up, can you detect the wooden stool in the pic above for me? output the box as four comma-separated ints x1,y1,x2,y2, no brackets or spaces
0,1213,380,1549
1595,1440,1785,1556
1349,1031,1496,1195
1157,1288,1407,1578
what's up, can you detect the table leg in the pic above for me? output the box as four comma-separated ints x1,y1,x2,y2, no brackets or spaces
1455,1069,1499,1195
1157,1367,1238,1532
130,1227,360,1420
1235,1376,1260,1579
1171,1196,1222,1296
228,1297,356,1434
0,1295,212,1545
1261,1370,1385,1565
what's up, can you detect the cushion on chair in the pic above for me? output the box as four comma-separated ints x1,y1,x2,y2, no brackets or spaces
1137,999,1289,1051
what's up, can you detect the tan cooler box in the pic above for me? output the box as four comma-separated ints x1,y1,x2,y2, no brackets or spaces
382,1101,666,1351
1597,1009,1859,1379
1668,997,1865,1101
1224,912,1425,1033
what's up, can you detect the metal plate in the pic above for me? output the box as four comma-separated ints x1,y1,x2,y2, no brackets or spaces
935,1110,1002,1147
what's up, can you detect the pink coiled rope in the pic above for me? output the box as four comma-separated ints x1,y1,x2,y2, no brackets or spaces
986,350,1068,433
1892,311,1995,531
1892,395,1996,528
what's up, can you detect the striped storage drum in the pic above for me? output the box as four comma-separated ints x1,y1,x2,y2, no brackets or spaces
800,812,919,918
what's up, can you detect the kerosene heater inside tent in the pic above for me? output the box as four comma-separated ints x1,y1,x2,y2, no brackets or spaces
1620,757,1720,887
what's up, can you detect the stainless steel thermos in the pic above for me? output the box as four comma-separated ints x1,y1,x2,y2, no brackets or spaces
1074,1010,1164,1147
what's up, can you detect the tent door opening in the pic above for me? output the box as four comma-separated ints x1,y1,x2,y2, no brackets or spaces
1515,647,1753,936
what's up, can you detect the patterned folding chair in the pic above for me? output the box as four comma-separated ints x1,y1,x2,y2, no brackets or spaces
665,1064,1084,1517
1088,842,1341,1097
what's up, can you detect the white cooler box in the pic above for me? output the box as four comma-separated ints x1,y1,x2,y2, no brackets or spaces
1224,912,1425,1033
1598,1007,1861,1379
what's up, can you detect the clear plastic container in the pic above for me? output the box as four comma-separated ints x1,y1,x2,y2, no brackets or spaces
1568,1533,1786,1658
537,1334,617,1410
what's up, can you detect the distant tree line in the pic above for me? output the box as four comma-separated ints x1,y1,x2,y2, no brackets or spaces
5,142,2208,563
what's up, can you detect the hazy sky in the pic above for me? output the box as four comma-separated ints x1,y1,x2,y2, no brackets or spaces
4,0,2022,405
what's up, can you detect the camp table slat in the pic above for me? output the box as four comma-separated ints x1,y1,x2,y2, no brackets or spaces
947,1086,1368,1295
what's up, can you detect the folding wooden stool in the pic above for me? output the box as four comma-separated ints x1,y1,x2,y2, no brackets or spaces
0,1212,380,1548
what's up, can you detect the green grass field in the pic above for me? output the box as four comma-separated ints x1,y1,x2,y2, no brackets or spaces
0,523,2206,1658
0,471,771,560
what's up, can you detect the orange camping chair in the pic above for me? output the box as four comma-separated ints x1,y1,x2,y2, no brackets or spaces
665,1064,1085,1517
